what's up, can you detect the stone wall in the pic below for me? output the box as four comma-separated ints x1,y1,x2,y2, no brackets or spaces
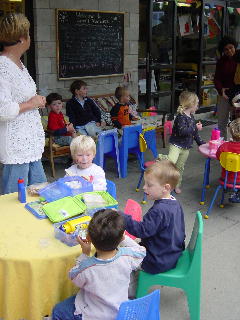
33,0,139,100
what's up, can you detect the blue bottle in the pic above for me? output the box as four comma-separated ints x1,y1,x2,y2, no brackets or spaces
18,178,26,203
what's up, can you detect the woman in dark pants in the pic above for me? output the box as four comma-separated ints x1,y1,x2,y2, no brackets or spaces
214,36,238,140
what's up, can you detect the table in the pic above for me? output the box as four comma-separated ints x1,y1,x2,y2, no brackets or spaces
198,143,218,204
0,193,83,320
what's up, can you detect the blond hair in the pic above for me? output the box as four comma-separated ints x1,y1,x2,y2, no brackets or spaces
229,118,240,141
145,160,180,190
177,91,199,114
0,13,30,46
70,135,96,160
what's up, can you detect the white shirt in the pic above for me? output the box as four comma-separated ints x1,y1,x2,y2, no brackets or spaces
69,236,146,320
0,56,45,164
65,163,107,191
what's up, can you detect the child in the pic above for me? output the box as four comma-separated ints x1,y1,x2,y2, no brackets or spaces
65,135,107,191
47,93,77,146
52,209,146,320
110,87,137,129
121,160,185,275
158,91,205,194
216,118,240,203
66,80,104,137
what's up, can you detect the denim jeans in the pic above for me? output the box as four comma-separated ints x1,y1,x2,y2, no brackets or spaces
54,135,72,146
217,95,232,140
2,160,47,194
76,121,102,137
52,296,82,320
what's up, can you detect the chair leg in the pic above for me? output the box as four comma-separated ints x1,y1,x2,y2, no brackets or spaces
142,192,147,204
220,188,225,207
136,171,144,191
200,158,211,205
185,288,201,320
204,185,222,219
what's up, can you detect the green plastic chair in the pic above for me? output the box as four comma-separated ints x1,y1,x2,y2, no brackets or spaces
136,211,203,320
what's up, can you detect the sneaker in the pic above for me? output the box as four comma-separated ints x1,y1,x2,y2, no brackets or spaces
229,192,240,203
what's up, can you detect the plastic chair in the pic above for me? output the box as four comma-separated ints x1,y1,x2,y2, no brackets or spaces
142,128,158,158
94,129,121,178
136,133,155,204
204,152,240,219
163,120,173,146
106,179,117,200
124,199,142,239
119,125,143,178
116,290,160,320
136,211,203,320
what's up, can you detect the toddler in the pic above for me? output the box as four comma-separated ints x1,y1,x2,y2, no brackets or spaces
52,209,146,320
121,160,185,275
66,80,104,137
216,118,240,203
47,93,76,146
65,135,107,191
110,87,138,129
158,91,205,193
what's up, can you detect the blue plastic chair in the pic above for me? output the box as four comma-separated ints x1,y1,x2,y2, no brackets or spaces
94,129,121,178
115,290,160,320
106,179,117,199
143,128,158,158
204,151,240,218
119,125,143,178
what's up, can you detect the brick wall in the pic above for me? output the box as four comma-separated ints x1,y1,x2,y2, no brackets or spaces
33,0,139,100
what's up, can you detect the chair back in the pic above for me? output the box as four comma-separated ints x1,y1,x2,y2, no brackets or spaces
115,290,160,320
187,211,203,269
97,129,118,154
124,199,142,239
219,152,240,189
121,125,142,150
106,179,117,199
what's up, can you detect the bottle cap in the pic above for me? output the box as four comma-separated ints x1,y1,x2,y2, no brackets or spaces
18,178,24,183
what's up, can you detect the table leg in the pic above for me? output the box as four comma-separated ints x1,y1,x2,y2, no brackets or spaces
200,158,211,205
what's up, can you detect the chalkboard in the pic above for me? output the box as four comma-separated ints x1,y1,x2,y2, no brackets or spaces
56,9,124,79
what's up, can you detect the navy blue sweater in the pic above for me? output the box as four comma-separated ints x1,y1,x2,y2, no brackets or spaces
66,96,101,127
122,198,185,274
169,113,205,149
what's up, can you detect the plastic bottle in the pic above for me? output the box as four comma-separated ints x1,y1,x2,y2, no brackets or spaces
210,128,220,140
18,178,26,203
59,216,91,234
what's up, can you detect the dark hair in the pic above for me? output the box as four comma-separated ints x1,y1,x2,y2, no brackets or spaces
70,80,87,95
115,86,129,100
88,209,125,251
218,36,238,54
46,93,62,105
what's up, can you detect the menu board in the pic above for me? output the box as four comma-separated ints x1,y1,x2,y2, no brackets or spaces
57,9,124,79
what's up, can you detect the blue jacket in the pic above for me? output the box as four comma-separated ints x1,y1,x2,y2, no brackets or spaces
122,198,185,274
169,113,205,149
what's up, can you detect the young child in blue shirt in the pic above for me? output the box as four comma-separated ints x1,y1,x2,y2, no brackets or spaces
121,160,185,275
158,91,205,194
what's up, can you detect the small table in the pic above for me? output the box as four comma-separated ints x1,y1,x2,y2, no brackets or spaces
198,143,218,204
0,193,83,320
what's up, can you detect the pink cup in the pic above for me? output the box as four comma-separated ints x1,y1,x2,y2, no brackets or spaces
211,129,220,140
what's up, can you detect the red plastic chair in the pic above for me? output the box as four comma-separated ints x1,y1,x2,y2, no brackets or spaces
124,199,142,239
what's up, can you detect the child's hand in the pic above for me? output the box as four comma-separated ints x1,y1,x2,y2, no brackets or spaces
101,121,106,127
222,88,229,99
96,122,101,127
196,121,202,131
77,236,91,256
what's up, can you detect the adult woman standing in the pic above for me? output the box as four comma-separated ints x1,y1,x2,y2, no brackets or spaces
214,36,238,140
0,13,47,194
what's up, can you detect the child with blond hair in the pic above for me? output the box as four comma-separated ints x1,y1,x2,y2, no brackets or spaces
65,135,106,191
121,160,185,275
158,91,205,194
216,118,240,202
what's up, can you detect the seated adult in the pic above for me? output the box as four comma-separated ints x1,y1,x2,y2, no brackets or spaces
66,80,104,137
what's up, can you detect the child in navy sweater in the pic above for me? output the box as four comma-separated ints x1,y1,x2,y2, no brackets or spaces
158,91,205,194
121,160,185,275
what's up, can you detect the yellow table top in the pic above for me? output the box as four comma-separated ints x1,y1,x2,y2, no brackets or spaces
0,193,82,320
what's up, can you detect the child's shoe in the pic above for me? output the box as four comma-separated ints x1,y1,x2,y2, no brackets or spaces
229,192,240,203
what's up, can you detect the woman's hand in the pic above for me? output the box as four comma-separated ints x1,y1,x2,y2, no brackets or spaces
28,95,46,108
77,235,91,256
66,123,75,132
